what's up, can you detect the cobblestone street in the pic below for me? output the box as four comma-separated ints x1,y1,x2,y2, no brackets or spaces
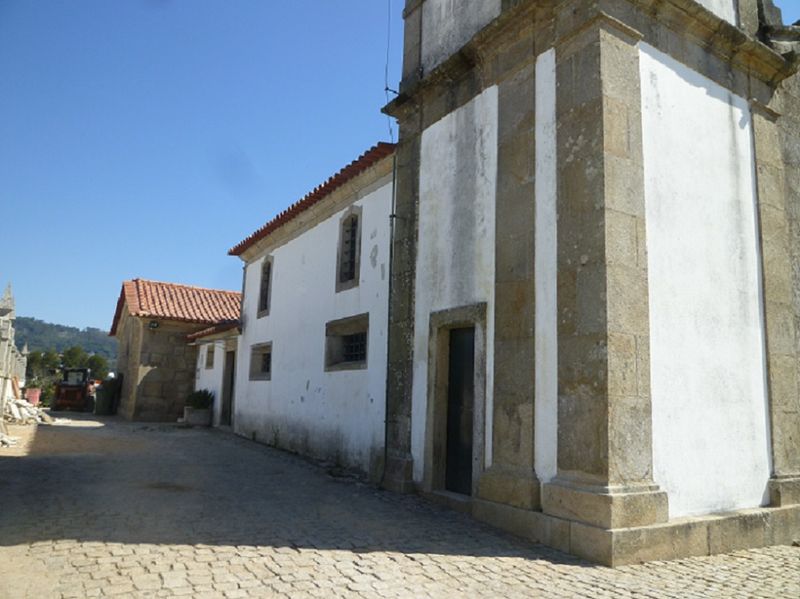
0,415,797,598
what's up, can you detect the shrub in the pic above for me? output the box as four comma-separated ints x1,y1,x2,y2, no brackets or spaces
186,389,214,410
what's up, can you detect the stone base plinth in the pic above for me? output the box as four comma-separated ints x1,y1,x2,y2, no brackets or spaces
381,454,415,493
470,498,800,566
769,476,800,506
478,466,541,510
542,479,669,529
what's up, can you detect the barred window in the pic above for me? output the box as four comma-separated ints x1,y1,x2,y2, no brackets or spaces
258,257,273,316
325,313,368,371
250,343,272,381
339,215,358,283
342,332,367,363
336,207,362,292
205,345,215,369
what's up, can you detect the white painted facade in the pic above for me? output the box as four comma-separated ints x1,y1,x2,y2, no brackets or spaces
194,340,226,427
640,43,771,517
421,0,501,73
695,0,738,24
533,49,558,485
413,86,498,482
235,180,393,476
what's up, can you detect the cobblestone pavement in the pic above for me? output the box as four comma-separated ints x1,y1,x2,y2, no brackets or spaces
0,415,798,598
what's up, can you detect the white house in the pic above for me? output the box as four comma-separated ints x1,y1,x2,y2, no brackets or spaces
189,321,240,428
227,143,395,479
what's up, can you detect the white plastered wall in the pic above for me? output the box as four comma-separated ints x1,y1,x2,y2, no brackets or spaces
640,43,771,517
413,85,498,482
534,48,558,484
195,340,226,427
421,0,500,73
235,182,392,475
695,0,738,24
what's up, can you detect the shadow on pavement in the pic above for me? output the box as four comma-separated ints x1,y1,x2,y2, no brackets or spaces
0,414,593,569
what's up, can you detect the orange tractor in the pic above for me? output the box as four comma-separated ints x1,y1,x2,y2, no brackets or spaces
51,368,95,412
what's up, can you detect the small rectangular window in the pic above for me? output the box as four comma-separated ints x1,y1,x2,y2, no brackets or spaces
250,343,272,381
205,345,215,369
325,313,368,371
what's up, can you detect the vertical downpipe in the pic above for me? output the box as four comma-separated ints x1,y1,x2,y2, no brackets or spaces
382,151,399,486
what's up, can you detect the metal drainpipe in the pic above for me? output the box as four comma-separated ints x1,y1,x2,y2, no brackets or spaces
381,151,399,487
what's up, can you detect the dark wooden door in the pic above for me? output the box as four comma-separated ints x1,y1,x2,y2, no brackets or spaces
445,327,475,495
221,350,236,426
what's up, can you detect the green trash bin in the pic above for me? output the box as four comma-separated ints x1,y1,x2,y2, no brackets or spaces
94,385,113,415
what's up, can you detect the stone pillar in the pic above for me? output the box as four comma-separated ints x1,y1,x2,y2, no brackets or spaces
478,37,540,510
540,14,668,529
752,101,800,506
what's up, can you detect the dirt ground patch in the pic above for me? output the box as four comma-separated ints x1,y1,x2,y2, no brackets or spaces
3,413,151,458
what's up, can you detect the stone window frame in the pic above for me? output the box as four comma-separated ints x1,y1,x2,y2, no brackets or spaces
335,206,362,293
249,342,272,381
324,313,369,371
205,344,215,370
257,256,273,318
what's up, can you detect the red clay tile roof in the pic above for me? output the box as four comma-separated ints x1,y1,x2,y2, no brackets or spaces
186,320,240,342
110,279,242,336
228,142,396,257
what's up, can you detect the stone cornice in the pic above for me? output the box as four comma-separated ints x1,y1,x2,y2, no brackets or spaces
384,0,799,119
628,0,798,85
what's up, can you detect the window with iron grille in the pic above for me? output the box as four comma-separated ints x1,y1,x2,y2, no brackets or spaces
205,345,215,369
249,343,272,381
342,332,367,363
258,257,273,316
336,207,362,292
325,313,368,371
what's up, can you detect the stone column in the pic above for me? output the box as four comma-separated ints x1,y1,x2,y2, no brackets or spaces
540,13,668,529
752,100,800,506
478,35,541,510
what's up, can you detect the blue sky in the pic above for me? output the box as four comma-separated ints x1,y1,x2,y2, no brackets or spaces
781,0,800,23
1,1,798,331
0,0,404,330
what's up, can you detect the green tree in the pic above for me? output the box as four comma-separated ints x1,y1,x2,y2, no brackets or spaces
62,345,89,368
86,354,109,380
42,349,61,373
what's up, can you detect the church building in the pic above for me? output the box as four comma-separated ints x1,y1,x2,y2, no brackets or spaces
225,0,800,565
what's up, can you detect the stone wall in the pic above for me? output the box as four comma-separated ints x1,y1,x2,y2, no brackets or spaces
133,322,198,422
114,311,200,422
115,310,142,420
0,285,27,417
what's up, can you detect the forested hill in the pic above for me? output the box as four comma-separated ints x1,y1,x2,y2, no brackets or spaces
14,316,117,361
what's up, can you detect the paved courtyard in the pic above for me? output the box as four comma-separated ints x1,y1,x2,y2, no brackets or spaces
0,415,797,599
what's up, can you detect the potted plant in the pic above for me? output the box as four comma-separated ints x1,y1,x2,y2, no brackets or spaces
24,378,42,405
183,389,214,427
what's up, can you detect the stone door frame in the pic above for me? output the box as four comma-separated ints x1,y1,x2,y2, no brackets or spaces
422,302,488,498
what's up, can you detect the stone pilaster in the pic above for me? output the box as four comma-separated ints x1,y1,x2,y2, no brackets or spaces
383,128,420,493
381,0,425,494
540,12,668,529
478,29,540,510
754,92,800,506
